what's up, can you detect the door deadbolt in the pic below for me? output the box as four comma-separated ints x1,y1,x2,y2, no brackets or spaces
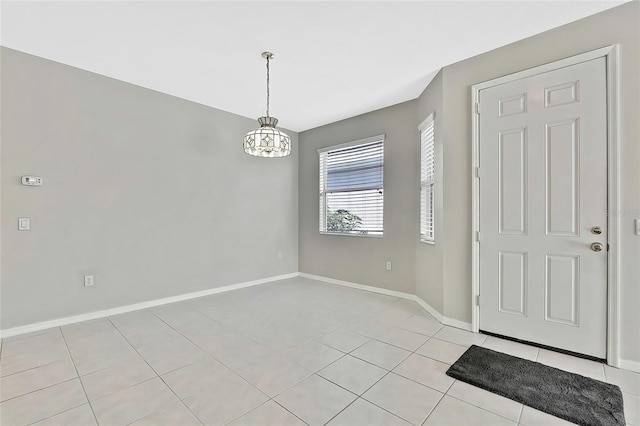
591,226,602,235
591,242,604,252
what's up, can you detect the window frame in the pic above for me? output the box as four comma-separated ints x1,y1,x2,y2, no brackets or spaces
419,113,435,244
318,134,385,237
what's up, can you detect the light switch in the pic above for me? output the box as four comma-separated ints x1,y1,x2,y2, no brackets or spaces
636,218,640,236
18,217,30,231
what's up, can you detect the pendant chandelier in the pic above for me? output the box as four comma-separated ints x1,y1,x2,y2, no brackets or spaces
243,52,291,158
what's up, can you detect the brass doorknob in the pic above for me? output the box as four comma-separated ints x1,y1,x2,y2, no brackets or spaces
591,226,602,235
591,242,604,252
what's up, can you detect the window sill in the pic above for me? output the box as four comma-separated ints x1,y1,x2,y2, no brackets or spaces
320,231,383,239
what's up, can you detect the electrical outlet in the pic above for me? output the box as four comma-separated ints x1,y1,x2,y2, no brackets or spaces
84,275,94,287
277,251,283,260
386,261,392,271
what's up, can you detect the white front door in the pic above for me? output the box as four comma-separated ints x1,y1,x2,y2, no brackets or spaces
478,57,608,358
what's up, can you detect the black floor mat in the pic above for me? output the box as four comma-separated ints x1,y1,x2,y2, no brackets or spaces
446,345,625,426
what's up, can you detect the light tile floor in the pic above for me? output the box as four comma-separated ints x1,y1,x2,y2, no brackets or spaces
1,277,638,425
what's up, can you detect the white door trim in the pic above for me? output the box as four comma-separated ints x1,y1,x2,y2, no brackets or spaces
471,45,621,367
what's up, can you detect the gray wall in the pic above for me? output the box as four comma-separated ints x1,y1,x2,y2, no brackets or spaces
299,2,639,365
415,70,444,312
439,1,639,363
298,100,417,295
1,48,299,329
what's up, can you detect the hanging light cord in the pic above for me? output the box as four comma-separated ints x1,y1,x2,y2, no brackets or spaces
265,55,270,118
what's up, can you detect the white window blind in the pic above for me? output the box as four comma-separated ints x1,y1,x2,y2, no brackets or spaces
319,135,384,236
420,115,435,242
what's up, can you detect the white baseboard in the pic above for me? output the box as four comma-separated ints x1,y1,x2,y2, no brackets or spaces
298,273,473,332
442,317,473,331
618,358,640,373
298,273,416,300
0,273,298,339
411,296,444,323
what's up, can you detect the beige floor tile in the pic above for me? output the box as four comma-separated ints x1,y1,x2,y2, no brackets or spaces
396,314,443,337
91,377,178,426
0,379,87,426
362,373,443,425
423,395,516,425
275,375,357,426
351,340,410,370
240,356,312,397
228,400,306,426
623,391,639,425
61,319,117,342
32,403,97,426
183,374,268,426
67,336,140,377
81,357,156,401
375,327,430,351
283,341,344,372
0,330,67,359
345,319,392,339
130,402,202,426
161,357,234,399
393,353,454,393
319,355,388,395
328,398,412,426
320,328,370,353
1,327,61,343
433,326,487,347
0,347,71,378
416,338,469,364
0,359,77,402
134,336,209,375
446,380,523,422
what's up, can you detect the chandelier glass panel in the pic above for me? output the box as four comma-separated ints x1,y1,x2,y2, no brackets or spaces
243,52,291,158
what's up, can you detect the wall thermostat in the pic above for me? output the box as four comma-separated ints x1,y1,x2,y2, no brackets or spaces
21,176,43,186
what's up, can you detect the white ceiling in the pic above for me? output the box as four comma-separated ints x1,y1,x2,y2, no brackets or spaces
0,1,624,132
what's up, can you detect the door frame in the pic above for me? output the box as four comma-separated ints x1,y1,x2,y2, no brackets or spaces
471,45,621,367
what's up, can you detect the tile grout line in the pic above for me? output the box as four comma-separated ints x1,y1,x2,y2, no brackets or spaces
319,324,440,426
221,298,427,424
419,391,447,426
288,307,456,425
105,317,205,426
1,377,79,407
329,319,489,425
269,399,312,426
0,357,69,381
444,391,524,424
23,396,89,426
149,308,270,376
517,403,525,424
59,326,101,426
146,312,279,425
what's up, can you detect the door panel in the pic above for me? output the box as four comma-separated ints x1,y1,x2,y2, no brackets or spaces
545,254,579,326
499,128,527,235
499,251,527,316
479,57,607,358
545,119,579,236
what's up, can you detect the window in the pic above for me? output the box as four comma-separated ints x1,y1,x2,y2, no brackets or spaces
420,114,435,243
319,135,384,236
